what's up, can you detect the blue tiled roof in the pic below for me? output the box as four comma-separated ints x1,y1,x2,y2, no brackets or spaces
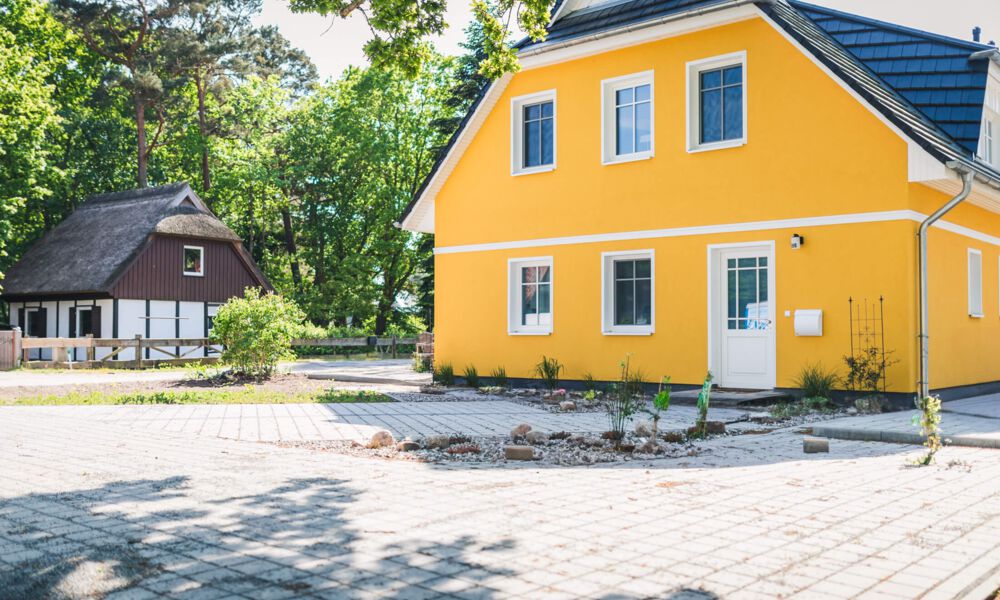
791,1,991,154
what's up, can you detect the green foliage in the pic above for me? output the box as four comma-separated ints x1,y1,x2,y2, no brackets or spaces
462,365,480,388
606,356,641,443
489,366,509,389
645,376,672,439
912,395,943,466
209,288,306,378
582,389,597,403
412,353,432,373
844,347,897,394
693,371,714,438
770,396,835,419
534,355,563,391
793,363,839,400
581,372,599,392
434,363,454,386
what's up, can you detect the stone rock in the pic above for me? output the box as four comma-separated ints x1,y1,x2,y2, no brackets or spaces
396,439,420,452
803,437,830,454
510,423,532,439
424,435,451,450
634,419,653,438
366,430,395,449
559,400,576,411
505,445,535,461
706,421,727,435
525,431,549,445
419,385,445,394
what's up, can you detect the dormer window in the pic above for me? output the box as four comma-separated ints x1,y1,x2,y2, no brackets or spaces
184,246,204,276
511,90,556,175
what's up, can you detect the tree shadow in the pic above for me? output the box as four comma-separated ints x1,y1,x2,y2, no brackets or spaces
0,474,519,599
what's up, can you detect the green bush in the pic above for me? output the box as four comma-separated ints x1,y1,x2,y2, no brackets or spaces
435,363,455,386
793,363,839,399
534,356,563,391
490,366,509,388
463,365,480,388
210,288,306,379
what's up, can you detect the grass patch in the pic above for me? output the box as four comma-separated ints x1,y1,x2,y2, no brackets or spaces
10,387,393,406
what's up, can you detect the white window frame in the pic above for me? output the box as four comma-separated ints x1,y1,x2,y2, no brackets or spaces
510,90,557,176
508,257,554,335
686,51,748,153
969,248,983,318
601,71,654,165
601,250,655,335
980,118,994,165
183,245,205,277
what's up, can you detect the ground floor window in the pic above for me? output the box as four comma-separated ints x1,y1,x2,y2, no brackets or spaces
603,250,654,335
25,308,47,337
508,257,553,334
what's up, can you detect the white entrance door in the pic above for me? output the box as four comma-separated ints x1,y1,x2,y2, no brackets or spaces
714,245,775,389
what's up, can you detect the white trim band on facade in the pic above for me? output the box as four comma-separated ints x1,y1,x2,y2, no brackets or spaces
433,209,1000,255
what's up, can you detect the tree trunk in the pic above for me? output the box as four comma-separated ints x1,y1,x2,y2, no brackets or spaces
135,95,148,188
281,207,303,290
196,72,211,192
373,268,398,335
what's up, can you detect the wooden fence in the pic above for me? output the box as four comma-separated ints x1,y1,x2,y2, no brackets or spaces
0,329,21,370
12,334,422,370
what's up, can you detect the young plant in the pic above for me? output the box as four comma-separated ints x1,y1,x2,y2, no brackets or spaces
793,362,839,400
693,371,714,438
582,372,598,392
582,389,597,403
844,347,898,394
606,356,641,443
463,365,480,388
534,355,563,391
645,376,672,440
490,366,509,389
435,363,455,386
912,395,942,466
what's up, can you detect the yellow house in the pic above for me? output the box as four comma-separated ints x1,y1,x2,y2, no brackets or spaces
400,0,1000,401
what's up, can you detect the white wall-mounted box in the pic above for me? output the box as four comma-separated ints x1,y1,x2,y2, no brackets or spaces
794,309,823,336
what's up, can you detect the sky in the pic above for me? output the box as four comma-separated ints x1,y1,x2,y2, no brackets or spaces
255,0,1000,82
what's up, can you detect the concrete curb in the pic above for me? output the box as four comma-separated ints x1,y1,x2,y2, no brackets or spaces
811,425,1000,449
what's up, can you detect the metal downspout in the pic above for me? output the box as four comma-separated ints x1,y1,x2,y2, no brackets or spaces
918,167,975,399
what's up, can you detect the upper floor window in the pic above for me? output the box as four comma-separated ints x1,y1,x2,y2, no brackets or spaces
688,52,747,152
980,118,994,165
511,90,556,175
184,246,204,277
509,257,553,334
602,71,654,164
602,250,654,335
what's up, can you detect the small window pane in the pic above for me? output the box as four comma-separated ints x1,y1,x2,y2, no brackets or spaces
525,104,540,120
184,248,203,274
635,259,651,278
635,279,651,325
541,118,554,164
700,69,721,89
727,269,737,319
737,257,756,268
540,102,553,118
758,268,768,302
521,266,535,284
723,65,742,85
79,310,93,336
616,105,634,155
723,85,743,140
700,89,722,143
538,283,551,314
634,84,650,102
615,280,635,325
615,260,634,280
538,265,551,283
616,88,633,105
635,102,651,153
759,257,767,267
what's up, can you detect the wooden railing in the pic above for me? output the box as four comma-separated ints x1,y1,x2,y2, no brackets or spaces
15,334,423,369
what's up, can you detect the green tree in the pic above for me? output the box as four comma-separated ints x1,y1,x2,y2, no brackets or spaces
288,0,553,78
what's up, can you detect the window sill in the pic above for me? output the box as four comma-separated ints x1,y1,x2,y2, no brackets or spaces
602,329,654,336
512,165,556,177
183,273,205,277
508,330,552,336
602,152,653,166
970,313,984,318
687,138,746,154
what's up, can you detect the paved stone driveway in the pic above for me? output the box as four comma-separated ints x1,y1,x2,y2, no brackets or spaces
6,402,753,443
2,408,999,599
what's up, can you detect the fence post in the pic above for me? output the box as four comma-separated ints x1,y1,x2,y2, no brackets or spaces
86,334,95,362
134,334,143,370
391,336,398,359
13,328,22,369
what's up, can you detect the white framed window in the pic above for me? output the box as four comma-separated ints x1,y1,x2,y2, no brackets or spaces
969,248,983,317
602,250,654,335
510,90,556,176
184,245,205,277
602,71,654,164
687,51,747,153
980,118,994,165
508,257,553,335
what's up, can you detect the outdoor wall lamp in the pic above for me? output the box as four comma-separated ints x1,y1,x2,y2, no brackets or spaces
791,233,804,249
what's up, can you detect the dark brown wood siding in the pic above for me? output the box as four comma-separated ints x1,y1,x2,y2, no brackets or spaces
111,235,263,302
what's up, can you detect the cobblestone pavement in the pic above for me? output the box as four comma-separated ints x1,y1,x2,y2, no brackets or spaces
2,408,999,599
1,402,752,443
814,396,1000,449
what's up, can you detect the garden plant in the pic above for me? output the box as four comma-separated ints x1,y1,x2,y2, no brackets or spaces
210,288,306,379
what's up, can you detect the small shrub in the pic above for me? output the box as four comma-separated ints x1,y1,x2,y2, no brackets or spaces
793,363,839,399
463,365,480,388
490,366,509,388
210,288,306,379
913,396,943,466
534,356,563,391
646,376,672,440
844,347,898,394
582,372,598,392
582,389,597,403
606,356,641,443
692,371,714,438
435,363,455,386
802,396,834,412
412,354,432,373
